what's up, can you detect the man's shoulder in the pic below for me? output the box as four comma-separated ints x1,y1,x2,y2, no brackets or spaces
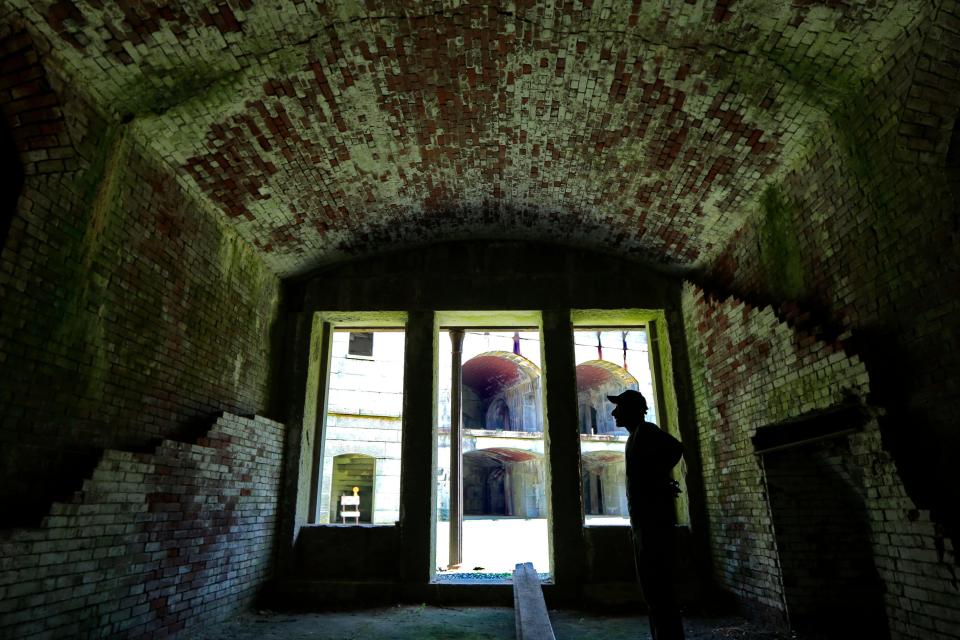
640,421,668,437
642,421,683,447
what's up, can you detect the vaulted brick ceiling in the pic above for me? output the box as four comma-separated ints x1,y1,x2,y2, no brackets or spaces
463,352,537,399
13,0,924,276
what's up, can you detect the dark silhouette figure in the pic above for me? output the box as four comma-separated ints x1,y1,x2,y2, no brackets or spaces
609,390,685,640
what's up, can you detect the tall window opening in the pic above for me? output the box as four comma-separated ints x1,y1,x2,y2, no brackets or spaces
317,327,405,524
572,324,672,526
434,320,550,579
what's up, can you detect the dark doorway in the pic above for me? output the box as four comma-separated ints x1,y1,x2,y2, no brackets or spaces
464,457,507,516
1,113,23,252
762,437,890,639
583,472,604,515
462,448,544,518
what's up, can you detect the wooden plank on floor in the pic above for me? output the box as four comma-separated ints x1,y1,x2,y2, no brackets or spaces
513,562,556,640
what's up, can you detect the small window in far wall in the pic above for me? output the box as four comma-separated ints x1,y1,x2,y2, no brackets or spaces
348,332,374,357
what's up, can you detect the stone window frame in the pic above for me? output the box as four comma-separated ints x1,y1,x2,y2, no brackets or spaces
303,311,409,526
571,309,689,527
295,307,688,582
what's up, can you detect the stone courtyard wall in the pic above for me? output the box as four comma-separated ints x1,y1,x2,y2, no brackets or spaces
319,414,402,524
318,331,405,524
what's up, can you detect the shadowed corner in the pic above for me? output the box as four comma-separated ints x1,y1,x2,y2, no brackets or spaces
0,112,23,255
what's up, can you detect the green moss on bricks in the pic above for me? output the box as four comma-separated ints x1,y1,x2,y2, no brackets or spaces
84,127,128,267
751,43,928,314
48,124,130,403
78,122,123,214
757,184,804,301
657,343,688,518
201,231,280,391
124,45,308,120
727,42,909,300
763,368,853,423
686,332,708,403
120,66,234,116
740,40,892,183
831,96,878,181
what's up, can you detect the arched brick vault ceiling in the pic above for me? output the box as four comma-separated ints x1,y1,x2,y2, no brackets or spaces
576,360,638,392
463,351,539,400
582,450,625,470
465,448,540,465
7,0,931,277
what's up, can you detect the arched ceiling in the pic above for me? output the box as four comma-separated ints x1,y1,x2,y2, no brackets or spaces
9,0,927,276
464,447,540,465
581,450,625,470
575,359,638,392
463,351,539,399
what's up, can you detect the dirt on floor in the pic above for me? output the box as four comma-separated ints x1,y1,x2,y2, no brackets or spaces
184,605,802,640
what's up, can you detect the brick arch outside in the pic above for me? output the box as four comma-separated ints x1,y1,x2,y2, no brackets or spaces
463,351,543,433
462,448,545,518
575,360,639,436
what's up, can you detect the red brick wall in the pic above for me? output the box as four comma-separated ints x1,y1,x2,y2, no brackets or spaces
699,2,960,538
762,438,888,636
0,413,284,639
0,26,280,525
683,4,960,636
683,282,960,637
682,283,871,616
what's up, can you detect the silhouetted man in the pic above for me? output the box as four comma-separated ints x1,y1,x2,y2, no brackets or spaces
609,389,685,640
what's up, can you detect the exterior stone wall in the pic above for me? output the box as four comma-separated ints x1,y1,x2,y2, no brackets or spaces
319,414,402,525
0,413,284,639
0,41,279,525
318,330,405,524
682,283,960,637
437,431,549,521
580,445,628,518
508,458,547,519
578,382,633,436
462,454,545,519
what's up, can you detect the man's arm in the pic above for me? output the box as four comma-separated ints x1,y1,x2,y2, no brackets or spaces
653,427,684,476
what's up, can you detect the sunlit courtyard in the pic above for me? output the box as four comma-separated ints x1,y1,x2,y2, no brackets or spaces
434,516,630,576
435,517,549,575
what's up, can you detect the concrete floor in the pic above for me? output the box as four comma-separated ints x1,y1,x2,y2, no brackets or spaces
185,606,800,640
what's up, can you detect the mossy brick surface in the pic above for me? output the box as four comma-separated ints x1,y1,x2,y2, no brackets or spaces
0,0,937,276
0,413,284,639
0,70,280,524
2,2,960,638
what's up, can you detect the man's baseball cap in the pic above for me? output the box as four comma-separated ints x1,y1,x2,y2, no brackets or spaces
607,389,648,407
